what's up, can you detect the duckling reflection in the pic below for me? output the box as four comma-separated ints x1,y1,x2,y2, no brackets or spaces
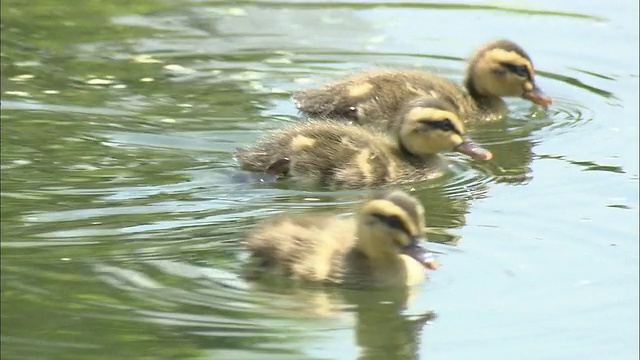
243,190,438,288
248,276,433,360
235,97,492,188
345,287,435,360
412,181,485,244
293,39,552,129
466,105,557,185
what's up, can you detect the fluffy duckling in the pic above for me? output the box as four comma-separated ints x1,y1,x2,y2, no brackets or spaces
244,189,439,288
293,39,552,129
235,97,493,188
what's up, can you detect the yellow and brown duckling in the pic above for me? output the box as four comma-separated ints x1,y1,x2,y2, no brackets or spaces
235,97,493,188
293,39,552,130
244,189,439,288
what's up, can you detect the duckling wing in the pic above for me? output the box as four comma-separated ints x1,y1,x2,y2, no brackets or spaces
234,122,309,173
244,215,357,283
293,70,470,130
235,121,396,187
292,87,360,121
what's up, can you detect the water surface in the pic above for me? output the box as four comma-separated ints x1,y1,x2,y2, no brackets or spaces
2,0,638,359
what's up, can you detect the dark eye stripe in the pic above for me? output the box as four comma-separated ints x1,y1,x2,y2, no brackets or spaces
371,213,411,236
500,62,530,78
421,119,461,135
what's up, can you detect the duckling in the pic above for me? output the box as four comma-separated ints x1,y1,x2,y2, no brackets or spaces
244,189,439,288
235,97,493,188
293,39,552,130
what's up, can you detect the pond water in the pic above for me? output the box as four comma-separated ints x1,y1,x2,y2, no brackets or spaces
1,0,638,359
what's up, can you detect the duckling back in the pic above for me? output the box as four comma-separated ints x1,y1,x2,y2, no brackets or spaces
293,70,477,131
244,215,369,285
235,120,436,188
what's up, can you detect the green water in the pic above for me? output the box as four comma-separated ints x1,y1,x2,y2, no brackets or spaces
2,0,638,359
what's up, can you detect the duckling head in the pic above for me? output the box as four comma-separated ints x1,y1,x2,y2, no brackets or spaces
397,97,493,160
464,39,552,106
356,190,438,270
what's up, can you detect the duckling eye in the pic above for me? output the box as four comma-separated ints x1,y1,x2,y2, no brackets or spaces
500,62,529,78
371,213,408,234
433,119,454,131
422,119,457,134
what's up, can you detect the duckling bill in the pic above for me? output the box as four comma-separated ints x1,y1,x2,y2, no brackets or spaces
293,39,552,130
244,190,438,288
401,237,438,270
235,97,493,188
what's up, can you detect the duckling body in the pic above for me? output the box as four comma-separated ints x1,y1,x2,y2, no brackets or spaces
293,39,552,130
244,190,438,288
235,97,492,188
294,70,480,131
236,119,440,188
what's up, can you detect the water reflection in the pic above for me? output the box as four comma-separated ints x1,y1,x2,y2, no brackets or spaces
250,273,435,360
468,113,547,186
345,288,435,360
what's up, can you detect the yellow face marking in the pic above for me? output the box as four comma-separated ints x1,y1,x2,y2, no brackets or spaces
404,107,465,134
472,48,535,97
404,131,463,156
347,82,374,97
361,200,419,239
523,82,534,91
483,48,533,76
399,106,468,156
356,199,427,266
290,135,316,151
